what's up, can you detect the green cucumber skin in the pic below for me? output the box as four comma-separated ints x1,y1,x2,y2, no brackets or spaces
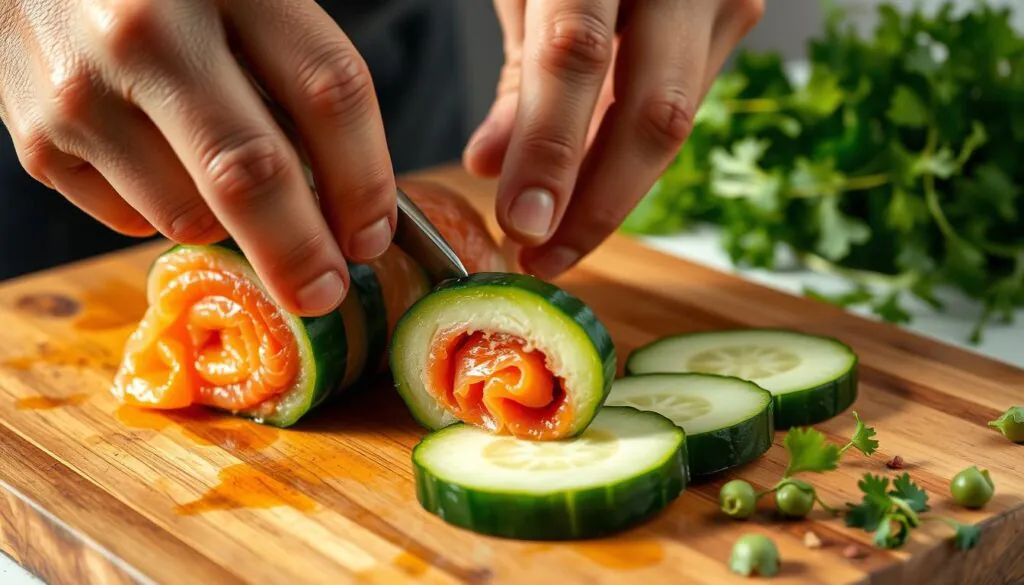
254,308,348,427
687,406,774,477
625,329,859,429
392,272,617,435
617,373,775,477
346,262,387,387
412,414,688,541
772,368,858,428
150,241,349,428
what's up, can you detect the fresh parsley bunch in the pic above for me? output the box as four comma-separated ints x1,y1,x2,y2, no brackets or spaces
622,1,1024,343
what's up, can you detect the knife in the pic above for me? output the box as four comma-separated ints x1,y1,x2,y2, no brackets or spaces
241,66,469,283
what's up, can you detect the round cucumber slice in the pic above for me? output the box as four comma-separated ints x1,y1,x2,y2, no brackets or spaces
625,329,858,427
412,406,688,540
606,373,774,476
390,272,616,440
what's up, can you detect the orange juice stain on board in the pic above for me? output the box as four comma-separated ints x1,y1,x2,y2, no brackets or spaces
0,342,118,373
15,393,90,410
568,538,665,570
115,405,279,453
175,463,317,516
392,552,429,577
72,280,148,332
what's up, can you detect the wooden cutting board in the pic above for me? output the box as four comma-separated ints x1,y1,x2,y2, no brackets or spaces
0,165,1022,585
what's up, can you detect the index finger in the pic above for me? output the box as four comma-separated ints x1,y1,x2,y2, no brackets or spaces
494,0,619,246
93,6,350,317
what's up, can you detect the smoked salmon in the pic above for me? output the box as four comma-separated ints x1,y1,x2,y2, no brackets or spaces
390,272,616,441
111,181,506,427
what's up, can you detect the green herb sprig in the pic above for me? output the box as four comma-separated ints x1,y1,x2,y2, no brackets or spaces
622,1,1024,344
845,473,982,550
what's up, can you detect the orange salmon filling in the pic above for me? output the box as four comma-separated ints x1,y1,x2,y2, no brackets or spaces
113,250,300,412
427,327,573,440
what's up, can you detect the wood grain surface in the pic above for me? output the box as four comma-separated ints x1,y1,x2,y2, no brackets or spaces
0,164,1022,585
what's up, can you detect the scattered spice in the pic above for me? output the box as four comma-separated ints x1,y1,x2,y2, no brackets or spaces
886,455,905,469
842,544,865,560
803,531,823,549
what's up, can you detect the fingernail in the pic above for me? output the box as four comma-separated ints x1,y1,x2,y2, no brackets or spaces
508,188,555,238
350,217,392,260
296,270,345,314
523,246,579,280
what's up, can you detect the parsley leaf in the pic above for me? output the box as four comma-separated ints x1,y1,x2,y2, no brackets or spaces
953,522,982,550
624,1,1024,345
887,85,929,128
891,473,930,514
845,473,931,549
845,474,892,532
840,411,880,456
782,428,840,477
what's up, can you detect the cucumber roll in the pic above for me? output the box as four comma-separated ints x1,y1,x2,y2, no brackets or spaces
412,406,688,540
113,242,350,428
389,272,616,440
626,329,858,427
606,373,774,476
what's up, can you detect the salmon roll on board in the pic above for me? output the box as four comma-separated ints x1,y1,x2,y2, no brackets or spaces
111,182,507,427
389,272,617,440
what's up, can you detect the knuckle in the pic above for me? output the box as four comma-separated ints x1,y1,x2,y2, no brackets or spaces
163,202,220,243
42,63,100,130
88,0,163,63
295,42,374,122
581,202,625,236
341,168,393,214
519,128,579,174
538,11,613,78
15,126,61,183
201,132,293,213
276,232,332,276
636,92,696,153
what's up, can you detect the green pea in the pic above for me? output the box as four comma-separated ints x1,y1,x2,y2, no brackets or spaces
950,466,994,509
720,479,757,520
988,406,1024,443
729,533,780,578
775,480,815,518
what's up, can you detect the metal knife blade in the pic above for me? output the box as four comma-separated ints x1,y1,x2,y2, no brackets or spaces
393,187,469,282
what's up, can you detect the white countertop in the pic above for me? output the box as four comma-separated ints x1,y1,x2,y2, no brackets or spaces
2,229,1021,583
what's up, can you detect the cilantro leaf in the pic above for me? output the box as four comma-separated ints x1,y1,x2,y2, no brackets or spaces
872,292,913,325
873,515,911,549
815,196,871,261
841,411,879,456
886,85,929,128
626,2,1024,345
783,428,840,477
845,473,930,549
845,474,891,532
891,473,930,514
953,522,982,550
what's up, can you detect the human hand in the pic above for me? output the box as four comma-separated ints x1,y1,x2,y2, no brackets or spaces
464,0,764,278
0,0,396,316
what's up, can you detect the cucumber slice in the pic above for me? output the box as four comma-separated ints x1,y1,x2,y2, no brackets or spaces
412,406,688,540
390,272,616,440
140,242,348,427
606,374,773,476
625,329,858,427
